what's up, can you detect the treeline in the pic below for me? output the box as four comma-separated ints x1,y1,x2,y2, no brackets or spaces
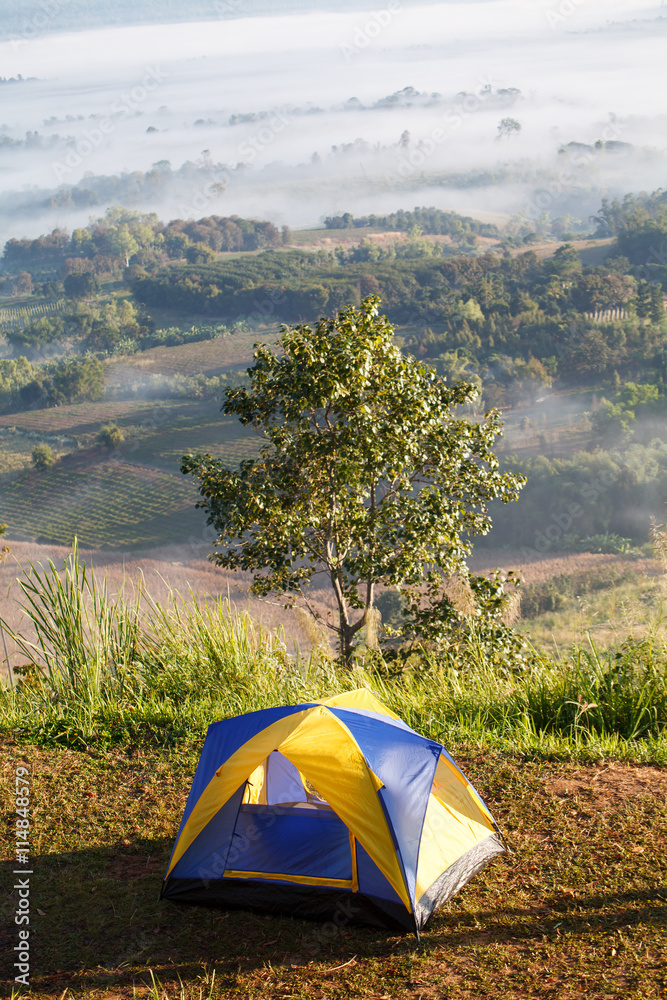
323,207,498,238
132,249,363,323
0,352,229,416
3,293,241,357
0,356,103,412
2,207,284,273
132,243,667,396
592,189,667,280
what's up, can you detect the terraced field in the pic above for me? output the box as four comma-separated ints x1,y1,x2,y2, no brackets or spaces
0,399,190,436
126,406,261,469
104,329,270,380
0,455,207,549
0,327,270,548
0,428,73,479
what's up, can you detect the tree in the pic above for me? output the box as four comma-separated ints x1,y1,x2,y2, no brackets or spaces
185,243,216,264
64,271,99,299
7,316,65,351
32,443,55,470
50,358,104,404
182,297,524,664
108,225,140,267
497,117,522,140
96,422,124,449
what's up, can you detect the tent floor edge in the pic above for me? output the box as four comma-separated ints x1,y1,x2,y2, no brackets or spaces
415,833,506,930
161,876,414,933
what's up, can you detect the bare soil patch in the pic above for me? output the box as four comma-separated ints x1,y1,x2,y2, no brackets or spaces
549,765,667,808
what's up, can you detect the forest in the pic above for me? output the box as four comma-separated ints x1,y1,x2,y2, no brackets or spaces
2,191,667,554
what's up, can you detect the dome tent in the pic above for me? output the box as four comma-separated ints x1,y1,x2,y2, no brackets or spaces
161,689,504,934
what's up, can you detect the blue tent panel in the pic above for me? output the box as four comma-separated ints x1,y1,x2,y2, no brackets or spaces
228,804,353,881
171,784,245,880
329,707,441,903
355,841,405,905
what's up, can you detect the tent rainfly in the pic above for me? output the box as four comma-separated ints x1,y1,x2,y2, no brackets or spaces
161,689,505,933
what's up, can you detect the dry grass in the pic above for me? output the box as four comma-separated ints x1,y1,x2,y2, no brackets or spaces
1,742,665,999
469,549,662,587
468,549,666,653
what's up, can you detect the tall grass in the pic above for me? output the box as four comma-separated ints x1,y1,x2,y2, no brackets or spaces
0,544,340,747
4,540,143,712
1,545,666,760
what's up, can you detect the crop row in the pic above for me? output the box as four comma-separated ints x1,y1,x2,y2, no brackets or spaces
105,330,262,379
0,299,66,331
0,399,196,434
0,460,204,548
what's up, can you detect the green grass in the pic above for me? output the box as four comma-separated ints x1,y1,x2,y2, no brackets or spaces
1,742,665,998
520,564,663,653
1,545,666,759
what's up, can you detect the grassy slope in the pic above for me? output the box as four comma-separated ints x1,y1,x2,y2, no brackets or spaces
1,741,665,998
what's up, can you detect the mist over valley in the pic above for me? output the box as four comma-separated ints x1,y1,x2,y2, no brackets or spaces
1,0,666,238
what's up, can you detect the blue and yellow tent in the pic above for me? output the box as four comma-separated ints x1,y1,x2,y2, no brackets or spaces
161,690,504,933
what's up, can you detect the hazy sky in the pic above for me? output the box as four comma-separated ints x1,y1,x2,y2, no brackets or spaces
1,1,665,234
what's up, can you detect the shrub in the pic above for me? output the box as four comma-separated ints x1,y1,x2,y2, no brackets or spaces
31,443,55,470
96,423,124,449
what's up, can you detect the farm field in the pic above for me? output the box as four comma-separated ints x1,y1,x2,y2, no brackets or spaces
104,329,271,381
0,399,193,437
0,325,272,552
0,455,206,549
0,398,259,469
0,297,66,333
0,428,73,479
124,405,261,470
